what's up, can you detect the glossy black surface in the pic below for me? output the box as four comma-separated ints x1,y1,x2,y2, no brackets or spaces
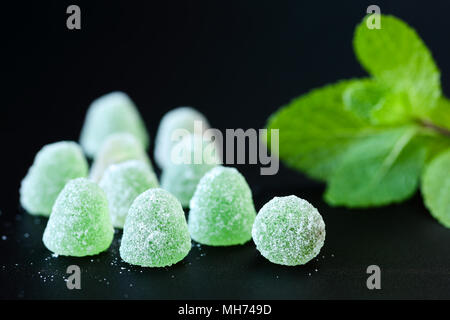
1,178,450,299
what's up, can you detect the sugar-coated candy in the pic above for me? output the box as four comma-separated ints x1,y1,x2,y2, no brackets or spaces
90,132,152,182
252,195,325,266
99,160,159,228
188,166,256,246
154,107,210,168
42,178,114,256
80,91,149,158
161,134,220,207
20,141,88,216
120,188,191,267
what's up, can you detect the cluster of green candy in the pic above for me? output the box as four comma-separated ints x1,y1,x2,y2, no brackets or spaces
20,91,325,267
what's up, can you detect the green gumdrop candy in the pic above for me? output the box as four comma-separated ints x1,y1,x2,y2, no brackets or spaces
188,166,256,246
99,160,159,228
90,132,153,182
20,142,88,216
161,134,220,207
154,107,210,169
80,91,149,158
43,178,114,256
252,195,326,266
120,188,191,267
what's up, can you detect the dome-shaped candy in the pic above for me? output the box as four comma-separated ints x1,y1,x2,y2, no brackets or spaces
99,160,159,228
188,166,256,246
252,195,326,266
120,188,191,267
154,107,210,168
42,178,114,256
20,141,88,216
161,134,220,207
90,132,152,182
80,91,149,158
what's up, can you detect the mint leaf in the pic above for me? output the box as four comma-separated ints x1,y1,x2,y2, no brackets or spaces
343,80,386,120
266,14,450,220
370,92,412,125
421,149,450,227
343,81,415,125
266,80,373,181
325,127,427,207
354,15,441,117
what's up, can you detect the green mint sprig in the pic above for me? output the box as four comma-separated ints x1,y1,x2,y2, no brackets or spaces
266,15,450,227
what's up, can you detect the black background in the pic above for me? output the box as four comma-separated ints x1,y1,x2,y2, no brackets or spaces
1,0,450,299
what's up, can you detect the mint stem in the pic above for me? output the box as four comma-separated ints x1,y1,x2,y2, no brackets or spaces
419,120,450,137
